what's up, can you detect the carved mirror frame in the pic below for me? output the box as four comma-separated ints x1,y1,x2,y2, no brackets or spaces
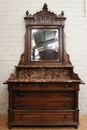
19,3,67,66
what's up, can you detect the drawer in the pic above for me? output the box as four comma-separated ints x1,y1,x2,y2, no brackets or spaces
13,110,75,124
13,91,75,101
13,101,74,110
9,82,76,91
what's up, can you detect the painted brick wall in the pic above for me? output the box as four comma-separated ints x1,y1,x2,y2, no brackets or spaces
0,0,87,114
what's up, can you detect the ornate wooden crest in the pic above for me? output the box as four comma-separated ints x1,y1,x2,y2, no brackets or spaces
24,3,66,26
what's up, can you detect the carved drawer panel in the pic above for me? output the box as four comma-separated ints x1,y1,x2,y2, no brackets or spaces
13,101,74,110
9,82,76,91
13,110,75,124
13,91,75,101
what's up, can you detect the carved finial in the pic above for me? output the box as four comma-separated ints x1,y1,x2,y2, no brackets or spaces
42,3,48,11
61,11,64,16
26,10,29,15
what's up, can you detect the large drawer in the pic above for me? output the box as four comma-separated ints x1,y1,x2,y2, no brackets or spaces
9,82,76,91
13,110,75,124
13,101,74,110
13,91,75,101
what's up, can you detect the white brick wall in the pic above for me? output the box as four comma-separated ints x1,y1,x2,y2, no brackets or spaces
0,0,87,114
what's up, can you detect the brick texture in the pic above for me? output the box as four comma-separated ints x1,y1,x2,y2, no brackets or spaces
0,0,87,114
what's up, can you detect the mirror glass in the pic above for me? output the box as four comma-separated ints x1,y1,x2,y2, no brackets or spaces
31,29,59,61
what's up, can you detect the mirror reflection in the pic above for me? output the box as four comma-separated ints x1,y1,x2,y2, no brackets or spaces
31,29,59,61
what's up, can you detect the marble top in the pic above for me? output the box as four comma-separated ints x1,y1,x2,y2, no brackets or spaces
6,78,83,83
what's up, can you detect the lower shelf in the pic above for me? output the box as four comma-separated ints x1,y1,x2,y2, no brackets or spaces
8,110,79,129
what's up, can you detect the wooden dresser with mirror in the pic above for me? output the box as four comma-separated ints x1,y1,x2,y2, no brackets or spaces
5,3,83,129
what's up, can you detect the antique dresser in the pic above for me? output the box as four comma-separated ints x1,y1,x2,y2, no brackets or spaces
5,3,83,129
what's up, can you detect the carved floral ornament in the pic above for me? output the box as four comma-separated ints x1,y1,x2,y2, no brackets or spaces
24,3,66,26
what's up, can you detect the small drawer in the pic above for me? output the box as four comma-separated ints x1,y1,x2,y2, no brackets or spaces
13,101,74,110
9,82,76,91
13,91,75,101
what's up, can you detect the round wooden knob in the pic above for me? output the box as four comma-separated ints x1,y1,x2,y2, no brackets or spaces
64,93,67,96
64,103,67,106
20,84,23,87
65,84,68,88
20,103,23,107
20,93,23,96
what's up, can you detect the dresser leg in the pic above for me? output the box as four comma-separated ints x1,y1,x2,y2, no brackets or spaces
74,125,78,129
8,125,12,129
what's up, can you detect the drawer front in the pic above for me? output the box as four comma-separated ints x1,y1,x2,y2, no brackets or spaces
9,82,76,91
13,101,74,110
13,111,75,124
13,91,75,101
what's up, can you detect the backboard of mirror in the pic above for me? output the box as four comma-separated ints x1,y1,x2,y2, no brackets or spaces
19,3,67,66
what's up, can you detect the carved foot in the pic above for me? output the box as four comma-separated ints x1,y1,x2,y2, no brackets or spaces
74,125,78,129
8,125,12,129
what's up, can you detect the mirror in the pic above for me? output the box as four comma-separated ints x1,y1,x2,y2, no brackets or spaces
31,29,59,61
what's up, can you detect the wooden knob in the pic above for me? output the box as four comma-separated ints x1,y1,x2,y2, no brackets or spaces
20,84,23,87
65,84,68,88
20,103,23,106
64,103,67,106
20,93,23,96
43,84,47,88
64,93,67,96
40,84,47,88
